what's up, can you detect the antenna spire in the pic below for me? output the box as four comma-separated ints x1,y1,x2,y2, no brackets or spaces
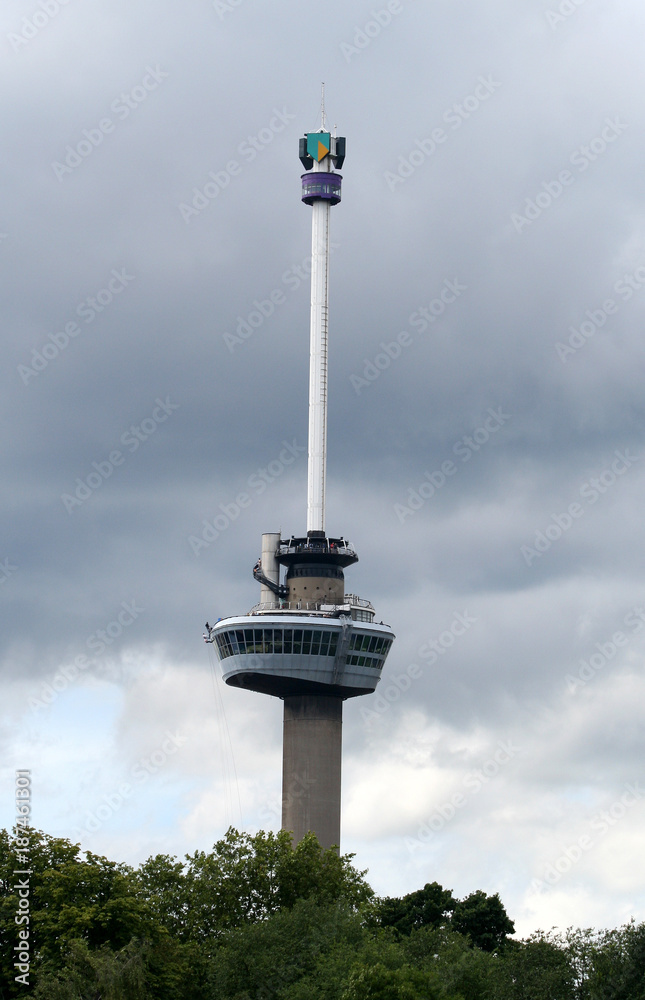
320,82,327,131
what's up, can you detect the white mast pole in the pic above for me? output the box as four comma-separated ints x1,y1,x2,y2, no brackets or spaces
307,160,330,536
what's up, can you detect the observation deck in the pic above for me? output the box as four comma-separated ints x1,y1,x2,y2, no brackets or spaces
276,535,358,569
301,171,342,205
206,612,394,699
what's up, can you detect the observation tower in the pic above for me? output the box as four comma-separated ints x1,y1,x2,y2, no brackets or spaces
205,101,395,851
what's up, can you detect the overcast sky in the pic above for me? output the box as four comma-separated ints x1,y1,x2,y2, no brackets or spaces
2,0,645,938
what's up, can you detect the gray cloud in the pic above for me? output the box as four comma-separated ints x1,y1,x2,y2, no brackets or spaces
2,0,645,936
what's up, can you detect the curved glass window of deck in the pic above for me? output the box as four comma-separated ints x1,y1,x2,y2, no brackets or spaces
210,616,394,699
301,172,342,205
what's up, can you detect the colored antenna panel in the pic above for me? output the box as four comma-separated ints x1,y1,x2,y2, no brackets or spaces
307,132,331,162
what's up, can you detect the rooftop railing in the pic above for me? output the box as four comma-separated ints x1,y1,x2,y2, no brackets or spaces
244,595,375,618
276,539,356,558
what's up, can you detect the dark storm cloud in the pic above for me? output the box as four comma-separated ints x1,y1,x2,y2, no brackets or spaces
2,0,643,660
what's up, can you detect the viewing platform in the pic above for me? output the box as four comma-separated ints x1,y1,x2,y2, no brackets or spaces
205,612,395,699
276,535,358,568
301,171,342,205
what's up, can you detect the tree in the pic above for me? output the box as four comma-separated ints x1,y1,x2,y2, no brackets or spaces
1,827,206,998
207,896,367,1000
32,939,151,1000
587,921,645,1000
1,824,81,994
401,924,493,1000
487,932,576,999
12,822,645,1000
134,853,189,939
31,937,208,1000
176,827,372,943
373,881,456,937
340,961,447,1000
1,826,151,997
450,889,515,952
34,849,153,963
373,881,515,953
1,823,373,996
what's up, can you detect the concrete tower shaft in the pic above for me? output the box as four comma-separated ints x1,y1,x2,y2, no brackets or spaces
282,696,342,847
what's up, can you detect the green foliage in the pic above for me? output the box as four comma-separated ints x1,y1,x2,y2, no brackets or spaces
373,882,514,953
207,896,366,999
31,936,208,1000
339,933,465,1000
279,940,369,1000
340,960,446,1000
561,926,598,999
134,853,188,938
1,826,78,995
374,881,456,937
400,924,493,999
451,889,515,952
169,827,373,944
587,921,645,1000
487,933,576,999
484,923,645,1000
3,824,645,1000
32,938,151,1000
1,826,151,998
0,826,371,998
35,850,153,961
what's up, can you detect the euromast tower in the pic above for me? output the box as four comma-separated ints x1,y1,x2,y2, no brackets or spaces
205,111,395,851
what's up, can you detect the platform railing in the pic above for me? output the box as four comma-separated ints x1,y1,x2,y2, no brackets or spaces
276,539,356,558
244,595,375,617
